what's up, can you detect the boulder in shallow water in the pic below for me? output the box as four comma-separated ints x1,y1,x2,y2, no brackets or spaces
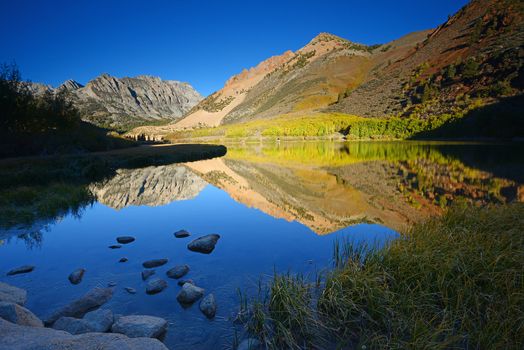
174,229,190,238
187,234,220,254
83,308,114,332
0,302,43,327
68,269,85,285
141,269,156,281
45,287,113,326
176,283,204,305
108,245,122,249
111,315,168,339
52,317,94,335
119,257,128,263
116,236,135,244
199,294,216,319
142,259,168,268
146,279,167,295
0,282,27,305
6,265,35,276
166,265,189,279
0,318,168,349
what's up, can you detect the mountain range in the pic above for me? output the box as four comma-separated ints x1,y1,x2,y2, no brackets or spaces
24,0,523,139
126,0,523,140
28,74,202,131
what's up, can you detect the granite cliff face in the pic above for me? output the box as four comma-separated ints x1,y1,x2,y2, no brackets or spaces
90,164,207,209
28,74,202,131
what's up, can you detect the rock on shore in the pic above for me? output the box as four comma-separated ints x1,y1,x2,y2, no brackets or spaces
0,282,27,305
111,315,168,339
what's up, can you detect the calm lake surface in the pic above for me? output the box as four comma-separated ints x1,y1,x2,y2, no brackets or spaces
1,141,523,349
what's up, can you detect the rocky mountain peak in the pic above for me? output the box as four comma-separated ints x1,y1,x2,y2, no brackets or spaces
58,79,83,92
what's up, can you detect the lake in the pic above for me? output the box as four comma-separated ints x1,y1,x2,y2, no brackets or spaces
1,141,522,349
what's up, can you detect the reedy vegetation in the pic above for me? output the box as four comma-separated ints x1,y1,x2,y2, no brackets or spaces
238,203,524,349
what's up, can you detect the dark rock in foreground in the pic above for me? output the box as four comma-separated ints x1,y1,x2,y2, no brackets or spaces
174,229,190,238
187,234,220,254
45,287,113,326
176,283,204,305
0,318,168,350
146,279,167,295
142,259,168,268
166,265,189,279
6,265,35,276
111,315,168,339
0,282,27,305
68,268,85,285
0,302,43,327
116,236,135,244
141,269,156,281
199,294,217,319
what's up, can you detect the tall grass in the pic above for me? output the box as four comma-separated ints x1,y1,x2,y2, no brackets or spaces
238,203,524,349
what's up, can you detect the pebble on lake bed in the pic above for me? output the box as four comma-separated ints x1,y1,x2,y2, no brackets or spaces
68,269,85,285
146,279,167,295
199,294,217,319
6,265,35,276
166,265,189,279
142,259,168,268
174,229,190,238
116,236,135,244
125,287,137,294
141,270,156,281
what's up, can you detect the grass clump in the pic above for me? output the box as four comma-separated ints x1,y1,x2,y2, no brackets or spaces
239,203,524,349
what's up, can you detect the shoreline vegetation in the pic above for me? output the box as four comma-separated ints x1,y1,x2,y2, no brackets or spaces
236,203,524,349
164,95,524,143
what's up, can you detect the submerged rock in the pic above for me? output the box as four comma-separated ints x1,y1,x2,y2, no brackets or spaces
0,318,168,349
177,279,194,287
166,265,189,279
83,308,114,332
187,234,220,254
0,282,27,305
6,265,35,276
125,287,137,294
119,257,128,263
108,245,122,249
107,281,117,287
141,269,156,281
174,229,190,238
142,259,168,268
146,279,167,295
111,315,168,339
0,302,43,327
45,287,114,326
199,294,217,319
116,236,135,244
68,269,85,285
176,283,204,305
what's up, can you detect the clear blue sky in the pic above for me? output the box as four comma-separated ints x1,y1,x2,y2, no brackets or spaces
0,0,469,96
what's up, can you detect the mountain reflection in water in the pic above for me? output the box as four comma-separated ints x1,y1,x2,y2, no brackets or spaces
84,141,524,235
